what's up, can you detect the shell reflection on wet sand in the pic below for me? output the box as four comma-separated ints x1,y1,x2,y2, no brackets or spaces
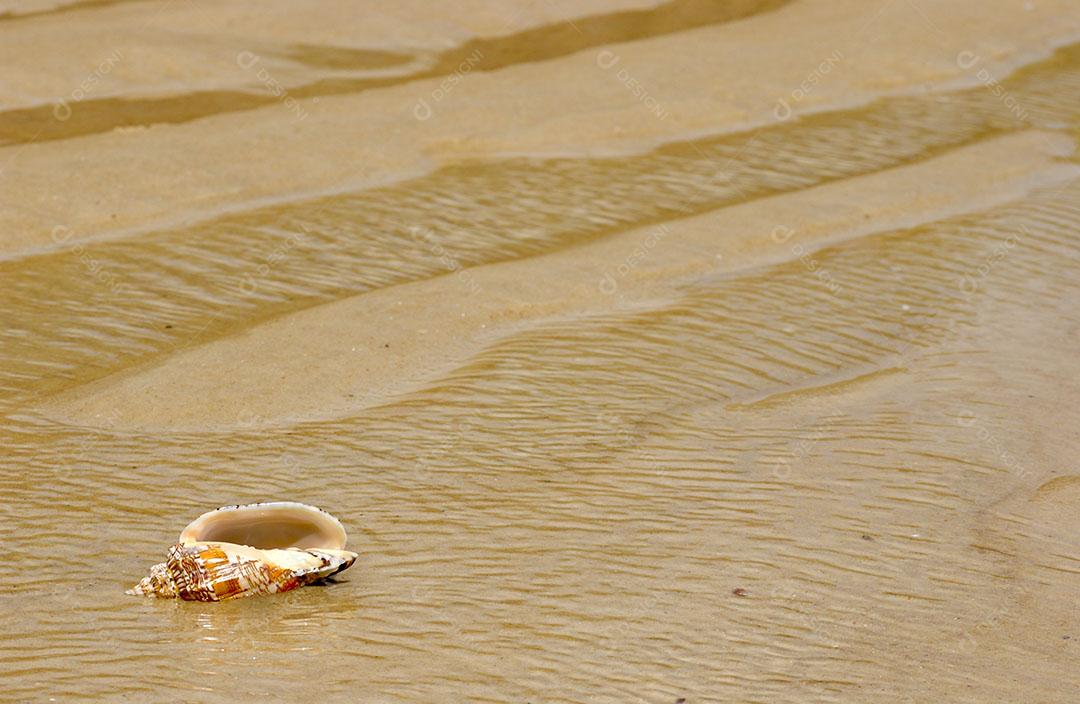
3,0,1080,702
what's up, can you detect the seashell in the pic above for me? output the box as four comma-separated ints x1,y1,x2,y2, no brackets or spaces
127,501,357,601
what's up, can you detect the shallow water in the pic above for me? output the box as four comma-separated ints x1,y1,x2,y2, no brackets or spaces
0,0,788,145
3,2,1080,702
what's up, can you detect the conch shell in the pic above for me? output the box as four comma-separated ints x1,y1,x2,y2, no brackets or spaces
127,502,357,601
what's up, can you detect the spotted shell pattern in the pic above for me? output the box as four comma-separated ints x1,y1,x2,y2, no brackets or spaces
127,543,354,601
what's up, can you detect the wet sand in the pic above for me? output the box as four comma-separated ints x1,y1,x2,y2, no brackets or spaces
3,1,1080,702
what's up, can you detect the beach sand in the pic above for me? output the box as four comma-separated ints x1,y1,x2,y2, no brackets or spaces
2,1,1080,701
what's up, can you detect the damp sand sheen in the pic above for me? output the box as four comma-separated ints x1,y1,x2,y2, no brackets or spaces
2,0,1080,701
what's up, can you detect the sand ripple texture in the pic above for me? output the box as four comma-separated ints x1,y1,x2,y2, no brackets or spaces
3,46,1080,406
2,1,1080,703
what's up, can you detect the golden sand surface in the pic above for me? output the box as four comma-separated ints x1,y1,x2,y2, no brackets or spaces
2,1,1080,702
